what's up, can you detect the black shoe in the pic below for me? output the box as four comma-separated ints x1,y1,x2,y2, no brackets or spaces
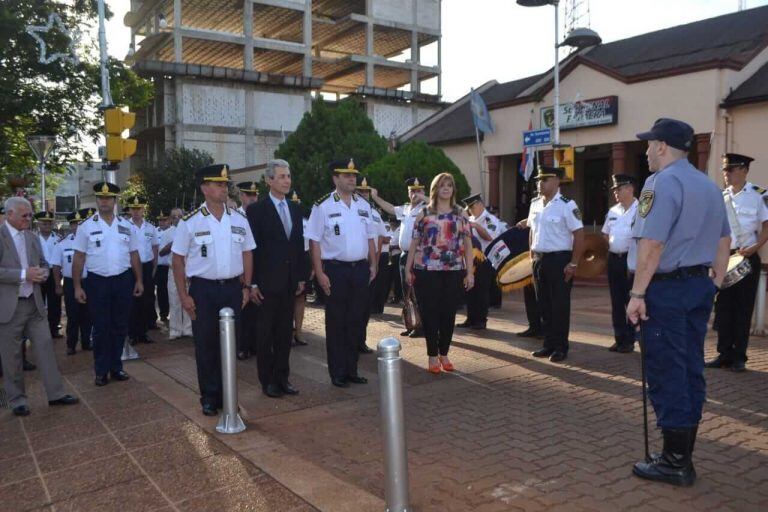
616,344,635,353
704,356,731,368
470,323,487,330
409,329,424,338
456,320,473,328
549,351,567,362
517,328,542,338
66,347,76,355
48,395,79,406
532,348,554,358
608,343,619,352
358,344,374,354
110,370,130,381
23,360,36,371
279,381,299,395
94,375,109,387
633,428,695,487
293,336,308,347
13,405,30,416
400,330,412,336
202,404,218,416
731,361,746,372
331,377,350,388
237,350,251,360
264,384,284,398
347,375,368,384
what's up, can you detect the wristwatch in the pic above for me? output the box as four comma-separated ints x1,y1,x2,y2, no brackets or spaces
249,284,259,290
629,291,645,299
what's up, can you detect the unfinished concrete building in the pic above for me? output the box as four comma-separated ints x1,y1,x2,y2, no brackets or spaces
124,0,443,176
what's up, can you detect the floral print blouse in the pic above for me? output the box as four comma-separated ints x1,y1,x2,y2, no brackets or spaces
412,208,470,271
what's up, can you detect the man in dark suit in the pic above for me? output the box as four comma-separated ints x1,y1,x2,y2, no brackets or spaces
246,159,308,398
0,197,79,415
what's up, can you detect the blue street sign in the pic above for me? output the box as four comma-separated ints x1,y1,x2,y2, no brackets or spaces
523,129,552,147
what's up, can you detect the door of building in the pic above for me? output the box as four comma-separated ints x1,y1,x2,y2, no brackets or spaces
583,158,610,226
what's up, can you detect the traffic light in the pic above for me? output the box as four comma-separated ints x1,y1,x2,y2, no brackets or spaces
104,107,137,163
554,146,575,183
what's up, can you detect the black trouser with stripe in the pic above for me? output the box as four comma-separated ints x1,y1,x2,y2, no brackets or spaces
532,251,572,353
523,283,542,332
129,261,155,340
323,259,369,380
714,252,760,363
607,252,635,347
63,278,91,350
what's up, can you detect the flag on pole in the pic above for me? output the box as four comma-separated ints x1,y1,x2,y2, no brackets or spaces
469,88,494,134
519,118,535,181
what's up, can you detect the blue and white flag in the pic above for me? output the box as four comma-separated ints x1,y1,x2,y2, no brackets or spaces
469,88,494,134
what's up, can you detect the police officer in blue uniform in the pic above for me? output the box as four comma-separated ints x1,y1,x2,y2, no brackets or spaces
51,209,93,355
72,182,145,386
172,164,255,416
627,118,731,486
707,153,768,372
602,174,639,353
306,159,377,387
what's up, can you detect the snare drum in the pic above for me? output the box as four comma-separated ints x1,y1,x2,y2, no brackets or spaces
721,254,752,289
484,228,532,292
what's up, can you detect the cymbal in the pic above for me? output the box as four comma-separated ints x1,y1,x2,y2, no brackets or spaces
575,233,608,279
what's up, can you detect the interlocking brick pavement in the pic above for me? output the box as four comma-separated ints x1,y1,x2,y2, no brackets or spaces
2,285,767,511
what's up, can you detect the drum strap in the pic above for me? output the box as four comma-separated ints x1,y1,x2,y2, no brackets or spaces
724,193,747,248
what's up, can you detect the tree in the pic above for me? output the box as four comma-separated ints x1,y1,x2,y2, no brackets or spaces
274,99,388,205
0,0,153,198
363,141,470,207
136,148,214,219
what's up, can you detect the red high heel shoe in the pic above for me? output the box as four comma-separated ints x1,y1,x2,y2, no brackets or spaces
427,359,441,374
439,356,455,372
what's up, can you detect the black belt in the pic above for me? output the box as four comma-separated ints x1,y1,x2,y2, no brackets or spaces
609,252,628,257
18,295,34,301
652,265,709,282
190,276,241,285
323,259,367,267
532,250,571,259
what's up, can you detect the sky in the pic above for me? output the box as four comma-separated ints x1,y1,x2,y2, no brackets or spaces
101,0,768,102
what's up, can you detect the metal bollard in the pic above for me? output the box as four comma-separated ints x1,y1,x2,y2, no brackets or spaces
752,268,767,336
377,337,410,512
121,339,140,361
216,307,246,434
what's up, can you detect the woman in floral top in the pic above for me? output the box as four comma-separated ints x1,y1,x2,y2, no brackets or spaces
405,173,474,374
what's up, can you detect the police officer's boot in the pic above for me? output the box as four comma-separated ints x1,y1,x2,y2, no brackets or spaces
633,428,695,487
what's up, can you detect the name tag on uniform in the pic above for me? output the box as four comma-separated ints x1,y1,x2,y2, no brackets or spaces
328,213,341,219
195,231,210,237
118,226,131,236
231,226,246,236
358,210,369,218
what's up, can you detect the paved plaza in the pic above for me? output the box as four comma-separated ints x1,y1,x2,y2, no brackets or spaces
1,286,767,511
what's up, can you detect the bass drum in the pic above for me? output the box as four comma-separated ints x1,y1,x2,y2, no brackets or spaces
484,228,532,292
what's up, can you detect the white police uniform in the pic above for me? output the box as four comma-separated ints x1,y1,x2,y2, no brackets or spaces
469,209,506,252
163,225,191,338
39,231,62,334
394,202,426,252
52,234,87,279
723,182,768,249
305,190,375,382
528,191,584,252
73,211,141,378
130,219,158,263
602,200,638,255
53,233,90,351
157,227,173,266
38,233,58,266
171,201,256,409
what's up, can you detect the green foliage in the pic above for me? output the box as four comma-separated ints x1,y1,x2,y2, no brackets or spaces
0,1,153,196
274,99,388,205
363,141,470,206
135,148,214,219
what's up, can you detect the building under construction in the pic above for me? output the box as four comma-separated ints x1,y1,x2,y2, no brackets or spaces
124,0,443,176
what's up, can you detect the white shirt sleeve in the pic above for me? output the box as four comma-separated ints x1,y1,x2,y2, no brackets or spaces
565,202,584,232
601,211,612,235
305,205,324,242
51,242,63,268
129,226,141,253
242,221,256,251
151,225,159,246
394,205,406,221
73,223,88,253
171,220,191,256
758,194,768,224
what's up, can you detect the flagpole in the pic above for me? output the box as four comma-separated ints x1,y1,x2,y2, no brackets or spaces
474,124,486,200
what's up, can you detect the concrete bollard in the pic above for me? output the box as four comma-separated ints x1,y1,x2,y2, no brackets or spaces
377,337,410,512
216,307,245,434
121,339,140,361
752,268,767,336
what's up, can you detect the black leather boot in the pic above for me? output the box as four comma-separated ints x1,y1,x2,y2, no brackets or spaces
633,428,695,487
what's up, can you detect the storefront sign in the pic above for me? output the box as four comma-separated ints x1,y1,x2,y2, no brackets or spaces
540,95,618,131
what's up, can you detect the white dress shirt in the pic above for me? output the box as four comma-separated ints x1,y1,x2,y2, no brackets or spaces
157,227,173,266
52,234,87,279
394,202,426,252
172,202,256,279
305,191,376,262
601,199,638,254
528,191,584,252
724,182,768,249
7,223,33,297
73,213,141,277
38,233,58,266
130,219,158,263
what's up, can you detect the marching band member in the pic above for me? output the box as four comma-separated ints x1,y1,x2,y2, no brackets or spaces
172,164,255,416
602,174,639,353
72,182,144,387
706,153,768,372
528,166,584,363
305,158,377,388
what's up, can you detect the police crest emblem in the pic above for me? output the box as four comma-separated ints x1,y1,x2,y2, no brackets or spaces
639,190,654,218
572,208,582,221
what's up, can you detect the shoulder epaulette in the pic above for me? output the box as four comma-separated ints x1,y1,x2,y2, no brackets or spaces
753,185,766,194
182,206,202,221
92,214,99,222
560,195,573,203
314,192,331,206
232,207,246,218
201,206,210,216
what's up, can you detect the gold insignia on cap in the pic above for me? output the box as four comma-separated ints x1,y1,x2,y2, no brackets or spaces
221,166,228,179
291,191,299,202
251,181,257,191
361,178,368,187
133,196,139,205
414,178,419,187
348,159,355,170
75,211,81,220
101,182,109,193
722,156,729,169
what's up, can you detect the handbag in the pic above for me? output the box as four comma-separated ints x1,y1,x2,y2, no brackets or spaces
402,286,421,332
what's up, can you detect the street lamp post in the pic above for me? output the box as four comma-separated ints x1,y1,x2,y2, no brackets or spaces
516,0,602,157
26,135,57,212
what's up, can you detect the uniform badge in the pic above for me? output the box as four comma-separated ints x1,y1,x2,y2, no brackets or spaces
334,224,340,236
572,208,582,221
763,195,768,208
639,190,654,218
201,244,207,258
